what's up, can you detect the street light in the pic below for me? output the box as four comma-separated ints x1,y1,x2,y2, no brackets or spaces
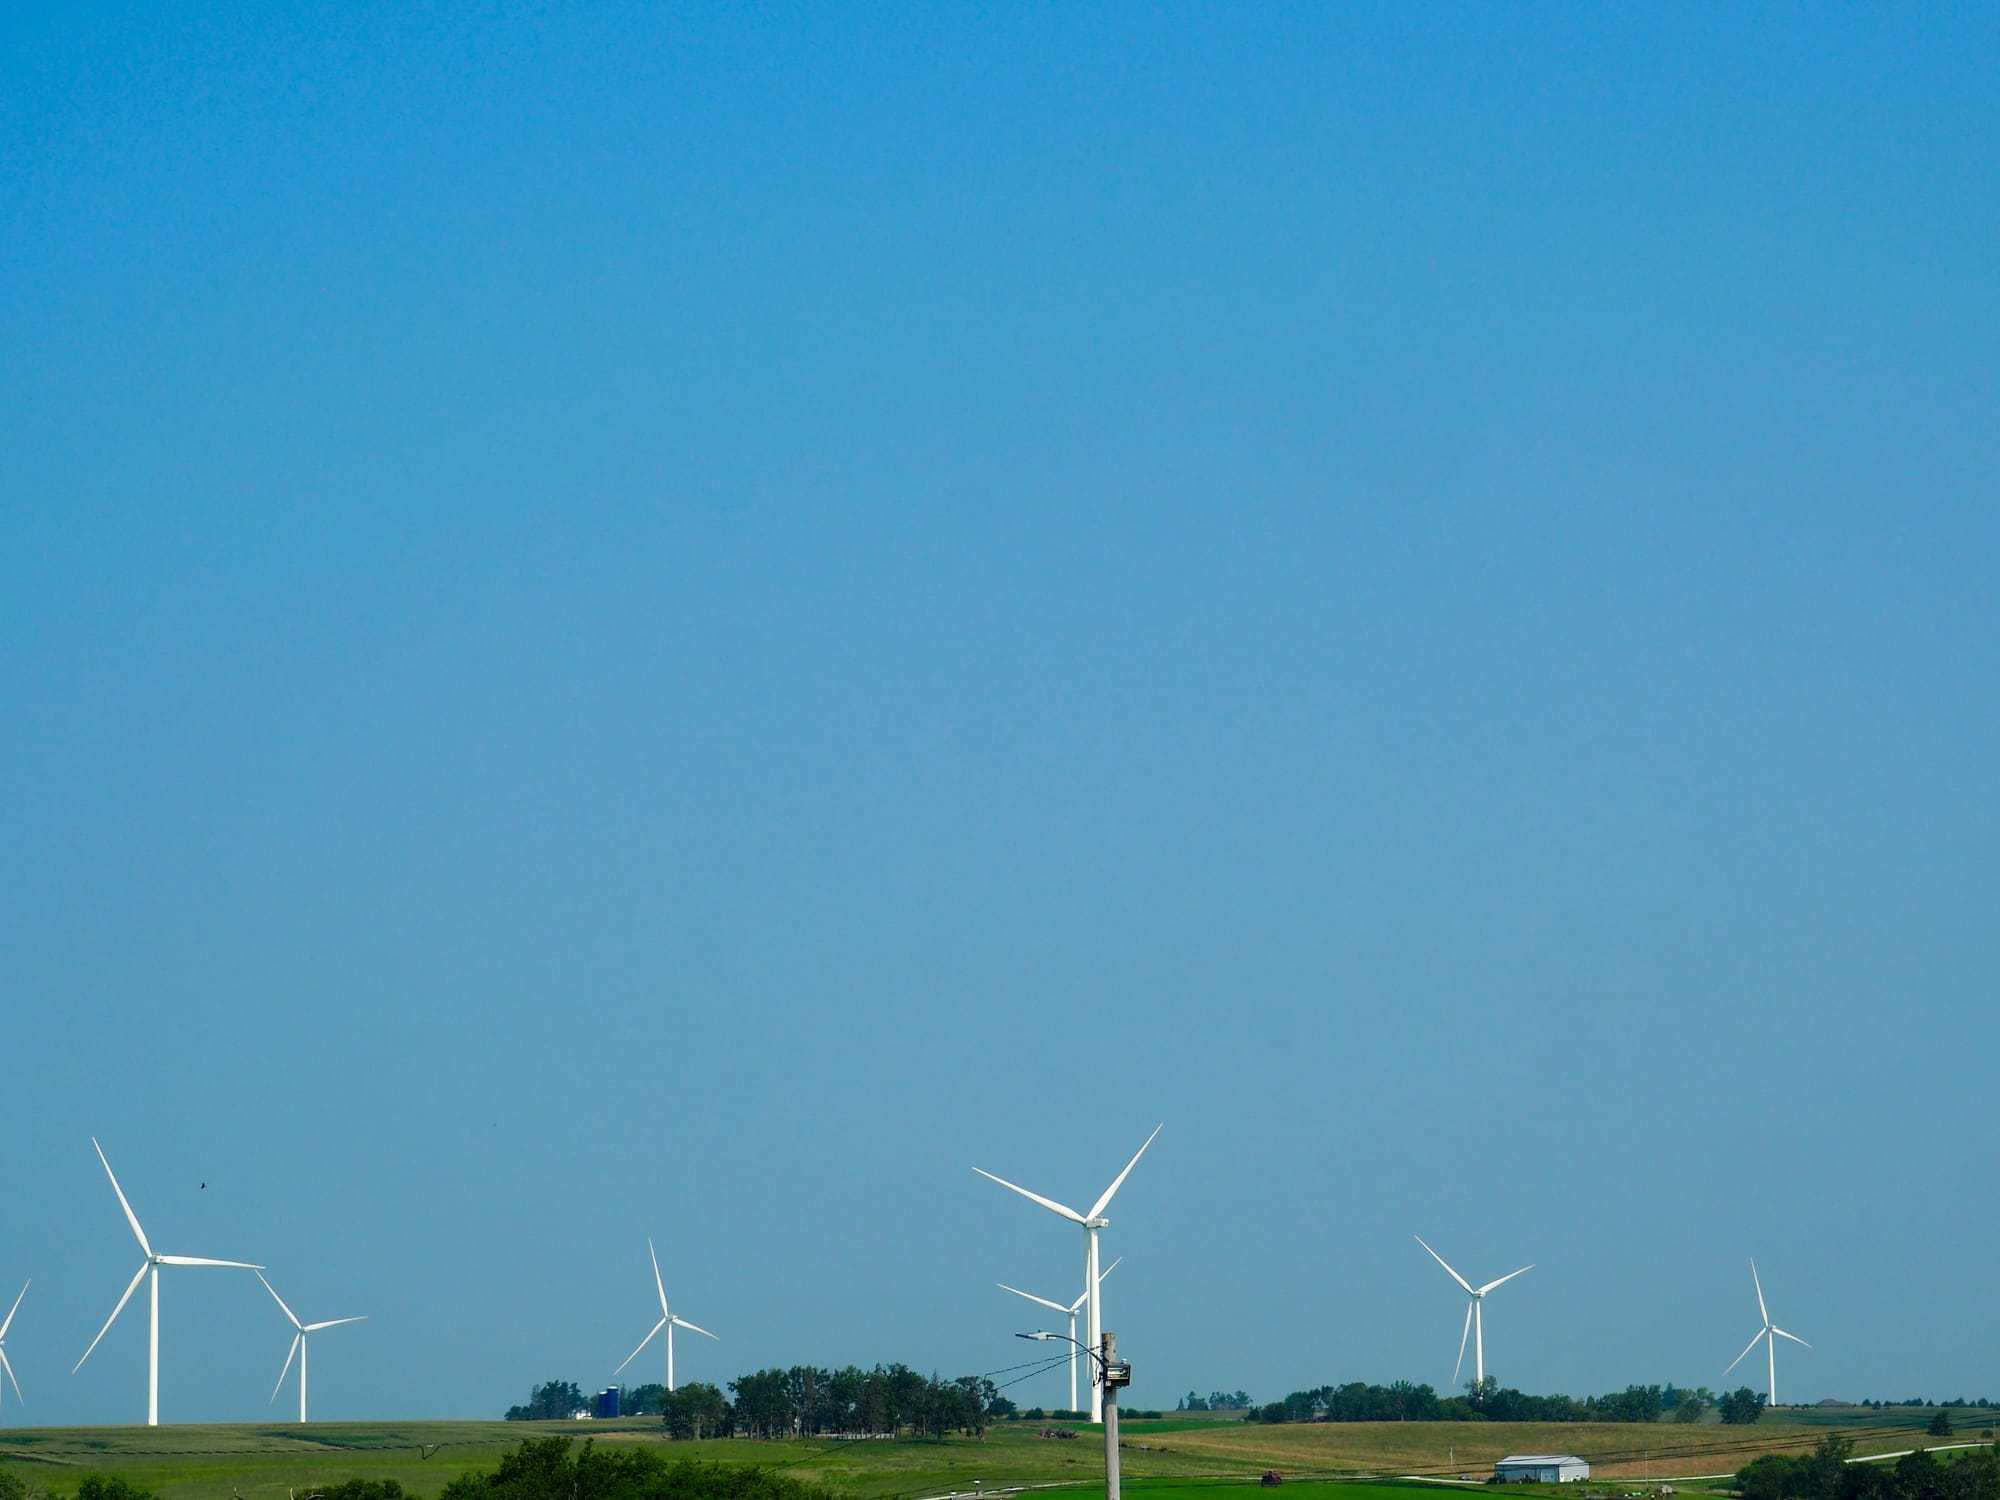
1016,1331,1130,1500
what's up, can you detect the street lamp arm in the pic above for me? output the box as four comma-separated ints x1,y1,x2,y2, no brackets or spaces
1014,1330,1106,1374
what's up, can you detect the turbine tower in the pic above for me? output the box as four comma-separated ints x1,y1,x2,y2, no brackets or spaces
1415,1235,1533,1389
613,1239,716,1393
257,1272,365,1423
974,1123,1161,1422
72,1138,264,1426
998,1256,1120,1414
1724,1259,1810,1409
0,1281,26,1416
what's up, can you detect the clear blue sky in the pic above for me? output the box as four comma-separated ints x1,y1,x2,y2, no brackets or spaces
2,3,1995,1425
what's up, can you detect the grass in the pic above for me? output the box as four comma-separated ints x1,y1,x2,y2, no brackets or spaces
0,1415,1984,1500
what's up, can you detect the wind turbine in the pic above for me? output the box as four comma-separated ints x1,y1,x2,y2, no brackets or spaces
256,1272,365,1423
0,1281,26,1416
1724,1259,1810,1409
72,1138,264,1426
974,1123,1161,1422
613,1239,716,1393
998,1257,1121,1415
1415,1235,1533,1389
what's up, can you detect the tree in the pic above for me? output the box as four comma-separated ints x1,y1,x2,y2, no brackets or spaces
1931,1409,1955,1438
0,1469,27,1500
77,1482,161,1500
505,1381,585,1421
1737,1454,1809,1500
1674,1387,1714,1423
1896,1448,1945,1500
439,1437,839,1500
661,1383,731,1440
1721,1386,1769,1425
624,1384,668,1417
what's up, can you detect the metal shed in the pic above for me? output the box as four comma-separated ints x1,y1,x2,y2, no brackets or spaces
1494,1456,1591,1483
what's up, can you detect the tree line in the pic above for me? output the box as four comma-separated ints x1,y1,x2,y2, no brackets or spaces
506,1366,1018,1440
1244,1378,1700,1424
1739,1435,2000,1500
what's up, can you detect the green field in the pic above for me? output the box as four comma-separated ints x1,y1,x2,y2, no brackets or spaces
0,1415,1983,1500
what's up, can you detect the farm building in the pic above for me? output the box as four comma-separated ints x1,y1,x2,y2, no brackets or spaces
1494,1456,1591,1483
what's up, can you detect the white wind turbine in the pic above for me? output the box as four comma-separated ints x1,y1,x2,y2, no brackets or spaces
998,1257,1121,1415
613,1239,716,1393
1724,1259,1810,1409
257,1272,365,1423
72,1138,264,1426
974,1123,1161,1423
1415,1235,1533,1390
0,1281,26,1416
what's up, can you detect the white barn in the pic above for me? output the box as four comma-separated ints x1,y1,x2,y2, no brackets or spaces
1494,1456,1591,1484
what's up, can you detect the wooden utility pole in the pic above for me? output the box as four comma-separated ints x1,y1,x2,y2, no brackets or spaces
1102,1331,1121,1500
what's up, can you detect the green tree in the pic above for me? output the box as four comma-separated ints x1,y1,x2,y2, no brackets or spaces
624,1384,667,1417
1674,1386,1714,1423
504,1381,585,1421
1938,1448,2000,1500
1721,1386,1769,1425
661,1383,732,1440
439,1437,838,1500
0,1467,27,1500
77,1481,161,1500
1738,1454,1809,1500
1896,1449,1945,1500
1931,1409,1955,1438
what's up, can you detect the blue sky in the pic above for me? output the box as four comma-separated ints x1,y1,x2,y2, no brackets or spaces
1,3,1995,1424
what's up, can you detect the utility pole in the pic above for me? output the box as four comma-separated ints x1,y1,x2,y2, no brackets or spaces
1101,1331,1131,1500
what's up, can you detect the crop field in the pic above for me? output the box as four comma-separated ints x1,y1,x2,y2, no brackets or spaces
1135,1417,1967,1481
0,1416,1977,1500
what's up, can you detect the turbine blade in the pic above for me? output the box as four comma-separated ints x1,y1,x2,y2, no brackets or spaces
648,1239,669,1317
1478,1264,1534,1295
156,1256,263,1269
1452,1300,1473,1387
0,1345,22,1405
1069,1256,1123,1315
1751,1259,1769,1326
1724,1327,1765,1375
671,1316,718,1340
1088,1123,1164,1220
271,1333,301,1403
0,1280,26,1341
74,1261,150,1372
93,1139,153,1259
971,1168,1086,1225
999,1284,1071,1316
614,1318,667,1375
304,1317,367,1332
1772,1327,1812,1348
1415,1236,1476,1296
257,1271,303,1330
